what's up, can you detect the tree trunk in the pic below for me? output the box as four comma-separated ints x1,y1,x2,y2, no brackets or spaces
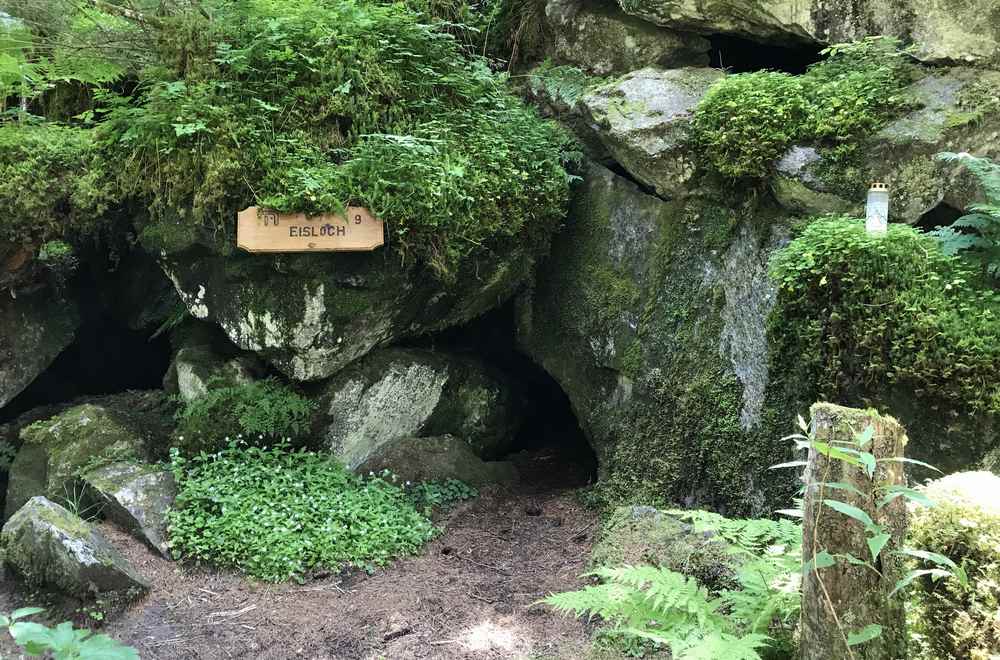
801,403,908,660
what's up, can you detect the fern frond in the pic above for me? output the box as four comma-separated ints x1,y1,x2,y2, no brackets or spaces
665,509,801,553
928,225,994,255
678,632,770,660
541,582,637,621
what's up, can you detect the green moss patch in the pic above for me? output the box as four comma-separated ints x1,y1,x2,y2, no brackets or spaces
4,0,574,278
691,38,915,179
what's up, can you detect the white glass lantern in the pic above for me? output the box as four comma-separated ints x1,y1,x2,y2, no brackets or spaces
865,182,889,236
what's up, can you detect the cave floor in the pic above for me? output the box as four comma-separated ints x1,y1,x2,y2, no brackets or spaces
0,446,599,659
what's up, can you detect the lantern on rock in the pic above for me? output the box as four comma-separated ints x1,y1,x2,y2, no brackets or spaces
865,182,889,236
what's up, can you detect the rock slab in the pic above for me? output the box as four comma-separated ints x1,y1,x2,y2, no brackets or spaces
83,462,176,558
316,348,523,467
357,435,518,486
1,496,150,599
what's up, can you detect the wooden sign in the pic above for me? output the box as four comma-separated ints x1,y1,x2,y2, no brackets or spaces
236,206,385,253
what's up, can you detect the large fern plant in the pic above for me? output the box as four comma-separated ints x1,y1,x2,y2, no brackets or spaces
543,514,802,659
544,565,770,659
930,152,1000,278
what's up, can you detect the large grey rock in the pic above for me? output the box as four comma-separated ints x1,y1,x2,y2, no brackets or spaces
357,435,518,486
5,400,166,520
82,462,175,558
545,0,708,75
771,147,861,217
163,324,267,402
165,345,263,402
516,161,811,514
0,290,78,410
315,348,523,468
616,0,1000,65
161,243,542,382
580,67,723,198
1,496,150,599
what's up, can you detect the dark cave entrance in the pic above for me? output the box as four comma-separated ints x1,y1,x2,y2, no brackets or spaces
916,201,964,232
415,301,598,491
0,280,173,426
708,34,824,74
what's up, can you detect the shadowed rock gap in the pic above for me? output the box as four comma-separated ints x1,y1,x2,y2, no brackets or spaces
408,301,598,491
916,200,964,232
708,34,824,74
0,281,172,426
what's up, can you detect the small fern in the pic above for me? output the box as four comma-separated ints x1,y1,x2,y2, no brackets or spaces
930,152,1000,278
666,509,801,555
544,510,803,658
543,563,786,659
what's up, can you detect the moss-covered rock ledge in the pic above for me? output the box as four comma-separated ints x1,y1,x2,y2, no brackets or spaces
516,161,800,514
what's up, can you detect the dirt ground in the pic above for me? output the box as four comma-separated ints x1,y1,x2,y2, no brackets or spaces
0,446,601,660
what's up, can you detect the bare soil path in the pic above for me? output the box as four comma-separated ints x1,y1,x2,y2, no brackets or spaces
1,446,599,660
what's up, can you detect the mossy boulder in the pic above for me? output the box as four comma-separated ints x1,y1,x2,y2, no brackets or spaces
1,496,150,600
772,68,1000,221
82,462,175,558
4,399,168,520
161,236,543,381
315,348,524,468
0,289,78,411
517,161,800,514
590,505,740,591
356,435,518,486
579,67,723,198
545,0,708,76
909,471,1000,659
615,0,1000,66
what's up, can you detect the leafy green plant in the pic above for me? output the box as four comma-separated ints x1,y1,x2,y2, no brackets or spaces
691,71,809,179
769,216,1000,416
0,123,115,246
173,379,316,455
692,37,912,179
404,477,478,515
167,443,439,581
929,152,1000,279
1,607,137,660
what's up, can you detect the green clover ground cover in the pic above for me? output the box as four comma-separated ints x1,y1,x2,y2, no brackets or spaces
167,443,442,582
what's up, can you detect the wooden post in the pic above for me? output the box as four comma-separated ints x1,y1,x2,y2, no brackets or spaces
801,403,908,660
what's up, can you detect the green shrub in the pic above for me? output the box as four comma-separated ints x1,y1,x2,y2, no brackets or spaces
404,478,478,516
691,38,912,179
909,471,1000,660
0,123,115,245
173,379,315,455
769,217,1000,415
167,443,439,581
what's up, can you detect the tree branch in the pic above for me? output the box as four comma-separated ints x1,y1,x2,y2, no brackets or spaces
81,0,162,27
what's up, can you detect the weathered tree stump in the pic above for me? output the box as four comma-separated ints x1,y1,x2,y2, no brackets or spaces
801,403,908,660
